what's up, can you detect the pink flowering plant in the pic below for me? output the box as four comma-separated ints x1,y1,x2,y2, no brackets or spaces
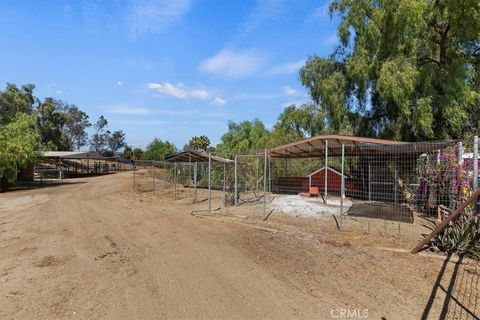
419,146,480,258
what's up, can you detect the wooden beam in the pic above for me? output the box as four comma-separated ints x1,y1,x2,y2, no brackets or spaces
411,189,480,254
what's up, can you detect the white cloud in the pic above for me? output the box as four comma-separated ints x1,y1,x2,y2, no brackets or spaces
211,97,226,106
308,2,331,22
199,49,267,78
267,59,305,75
56,90,64,95
147,82,210,100
282,85,299,96
238,0,287,37
117,81,123,86
128,0,192,36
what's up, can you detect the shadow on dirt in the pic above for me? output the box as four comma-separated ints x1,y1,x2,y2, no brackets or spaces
422,254,480,319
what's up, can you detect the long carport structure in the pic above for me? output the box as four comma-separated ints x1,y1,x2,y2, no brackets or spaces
41,151,122,178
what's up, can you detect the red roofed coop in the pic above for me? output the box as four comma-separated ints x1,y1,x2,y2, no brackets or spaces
307,167,357,194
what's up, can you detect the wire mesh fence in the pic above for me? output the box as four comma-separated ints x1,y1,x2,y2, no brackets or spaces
132,137,480,245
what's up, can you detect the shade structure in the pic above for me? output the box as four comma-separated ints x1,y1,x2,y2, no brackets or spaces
164,150,233,164
41,151,109,160
268,134,456,158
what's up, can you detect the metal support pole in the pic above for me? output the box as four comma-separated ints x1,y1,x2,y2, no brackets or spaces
474,136,478,190
340,143,345,231
222,161,226,206
368,162,371,201
223,161,226,194
268,155,271,192
193,162,198,203
394,168,398,204
256,157,259,191
324,140,328,201
189,154,191,190
263,149,267,218
208,153,212,212
234,155,238,205
174,162,177,200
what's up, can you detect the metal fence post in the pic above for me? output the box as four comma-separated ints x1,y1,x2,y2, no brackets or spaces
474,136,478,190
263,149,267,218
324,140,328,202
234,155,238,205
268,155,271,192
368,162,371,201
208,153,212,212
394,168,398,204
174,162,177,200
193,162,197,203
340,143,345,231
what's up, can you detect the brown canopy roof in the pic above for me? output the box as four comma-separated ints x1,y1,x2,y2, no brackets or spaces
268,135,455,158
164,150,233,164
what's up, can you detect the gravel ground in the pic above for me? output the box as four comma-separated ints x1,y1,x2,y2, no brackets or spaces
269,194,353,218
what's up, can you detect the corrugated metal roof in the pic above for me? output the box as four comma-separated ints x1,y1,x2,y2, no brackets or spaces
268,135,456,158
41,151,107,159
164,150,233,164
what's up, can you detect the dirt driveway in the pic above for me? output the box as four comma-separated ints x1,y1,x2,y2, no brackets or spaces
0,172,476,319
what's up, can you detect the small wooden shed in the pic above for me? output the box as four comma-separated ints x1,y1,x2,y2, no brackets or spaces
305,167,357,193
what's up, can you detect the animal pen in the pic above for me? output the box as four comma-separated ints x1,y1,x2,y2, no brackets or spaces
34,151,128,180
133,135,480,243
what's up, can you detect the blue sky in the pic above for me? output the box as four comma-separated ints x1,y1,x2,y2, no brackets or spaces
0,0,339,149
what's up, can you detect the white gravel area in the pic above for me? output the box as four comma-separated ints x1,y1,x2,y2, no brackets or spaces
269,194,353,219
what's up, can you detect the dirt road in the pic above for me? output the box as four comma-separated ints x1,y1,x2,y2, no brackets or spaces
0,172,474,319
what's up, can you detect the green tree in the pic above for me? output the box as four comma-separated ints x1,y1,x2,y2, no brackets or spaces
90,116,109,153
34,98,71,150
188,135,211,152
0,83,37,125
300,0,480,141
143,138,176,160
107,130,126,155
0,113,40,187
274,103,326,142
132,147,144,160
65,106,91,150
123,145,133,159
216,119,273,154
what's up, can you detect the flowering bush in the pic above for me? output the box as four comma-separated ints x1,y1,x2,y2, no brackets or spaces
418,146,474,212
419,145,480,259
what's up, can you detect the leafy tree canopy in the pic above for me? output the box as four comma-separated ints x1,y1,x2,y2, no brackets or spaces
300,0,480,141
216,119,274,155
0,83,37,125
0,113,39,187
188,135,211,152
143,138,176,160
